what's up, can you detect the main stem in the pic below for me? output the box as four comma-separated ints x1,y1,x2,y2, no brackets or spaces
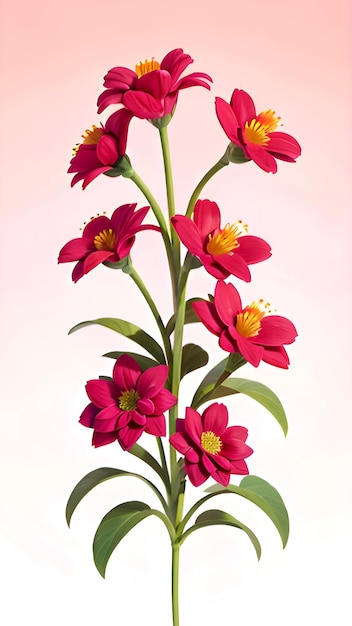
171,543,180,626
159,126,180,292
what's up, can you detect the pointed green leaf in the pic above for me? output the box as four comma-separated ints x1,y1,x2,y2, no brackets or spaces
180,343,209,379
65,467,169,526
166,298,205,336
93,501,173,577
208,378,288,435
192,354,246,409
103,351,159,370
68,318,165,364
181,509,261,559
205,475,289,547
128,443,170,490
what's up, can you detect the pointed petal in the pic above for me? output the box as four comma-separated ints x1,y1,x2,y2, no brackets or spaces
72,260,84,283
192,300,223,336
129,410,147,427
185,459,209,486
230,459,249,474
235,334,263,367
212,467,231,486
171,215,204,255
82,215,112,239
213,253,251,282
219,329,237,352
118,424,144,451
85,379,117,408
174,74,212,91
103,66,137,89
222,425,248,443
161,48,192,82
93,405,123,432
152,388,177,413
82,250,114,275
97,89,124,114
92,431,118,447
258,316,298,346
267,131,301,160
113,355,141,390
194,199,220,238
230,89,256,126
96,134,119,165
214,280,241,325
144,414,166,437
123,91,164,119
137,70,171,100
58,238,93,263
245,144,277,173
262,346,290,369
235,235,271,264
136,398,154,414
185,407,202,444
215,97,240,143
105,108,133,155
169,432,192,455
137,365,169,398
202,403,228,434
79,403,100,428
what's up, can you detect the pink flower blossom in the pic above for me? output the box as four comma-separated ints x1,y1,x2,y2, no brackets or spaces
68,109,133,189
79,354,177,450
170,403,253,487
216,89,301,173
171,199,271,281
97,48,212,120
193,280,297,368
58,203,158,282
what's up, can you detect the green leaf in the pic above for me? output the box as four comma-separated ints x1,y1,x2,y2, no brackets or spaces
205,475,289,547
181,509,261,559
166,298,205,336
181,343,209,379
209,378,288,435
65,468,169,526
68,318,165,364
93,501,173,577
103,351,159,371
192,354,246,409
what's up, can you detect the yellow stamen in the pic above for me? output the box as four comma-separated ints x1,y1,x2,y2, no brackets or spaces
118,389,140,411
94,228,116,251
244,110,280,146
81,125,104,145
207,221,248,255
135,57,160,77
201,431,222,455
236,299,271,338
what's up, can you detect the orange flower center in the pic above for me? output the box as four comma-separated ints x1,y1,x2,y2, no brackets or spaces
201,431,222,455
244,110,280,146
207,221,248,255
94,228,116,251
72,125,104,156
118,389,140,411
236,300,272,338
135,57,160,77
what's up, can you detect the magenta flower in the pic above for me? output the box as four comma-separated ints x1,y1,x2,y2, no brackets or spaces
58,203,158,282
170,403,253,487
97,48,212,119
68,108,133,189
79,354,177,451
171,199,271,281
193,280,297,368
216,89,301,173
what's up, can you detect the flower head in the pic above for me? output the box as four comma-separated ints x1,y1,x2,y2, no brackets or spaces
193,280,297,368
170,403,253,486
79,354,177,450
58,203,158,282
68,109,133,189
216,89,301,173
97,48,212,121
171,199,271,281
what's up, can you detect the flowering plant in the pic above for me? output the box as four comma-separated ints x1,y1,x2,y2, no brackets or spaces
60,48,300,625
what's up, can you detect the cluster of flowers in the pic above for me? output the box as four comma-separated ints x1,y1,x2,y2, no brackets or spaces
60,48,300,489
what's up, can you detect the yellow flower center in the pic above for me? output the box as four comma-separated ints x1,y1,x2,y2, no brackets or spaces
118,389,140,411
244,110,280,146
135,57,160,77
207,221,248,255
235,300,271,338
72,125,104,156
94,228,116,251
201,431,222,455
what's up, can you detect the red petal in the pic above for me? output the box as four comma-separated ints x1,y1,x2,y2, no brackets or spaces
230,89,256,126
235,235,271,264
93,405,123,432
58,238,92,263
215,97,240,143
137,365,169,397
235,334,263,366
144,414,166,437
113,355,140,390
192,300,223,336
214,280,241,325
185,407,203,444
152,388,177,413
194,199,220,238
103,66,136,89
118,424,144,450
262,346,290,369
123,91,164,119
213,253,251,282
267,132,301,160
245,144,277,173
97,89,124,114
86,379,117,408
79,403,99,428
82,215,112,239
184,459,209,486
171,215,204,255
96,134,119,165
136,398,154,414
92,431,118,447
258,316,298,346
170,432,191,455
82,250,114,275
202,403,228,435
230,459,249,474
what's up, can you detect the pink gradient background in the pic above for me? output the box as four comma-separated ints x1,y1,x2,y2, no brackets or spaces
1,0,351,624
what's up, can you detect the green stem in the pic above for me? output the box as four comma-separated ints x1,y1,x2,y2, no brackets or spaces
157,437,169,482
159,126,180,288
171,543,180,626
185,157,228,218
128,168,178,300
127,264,173,365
